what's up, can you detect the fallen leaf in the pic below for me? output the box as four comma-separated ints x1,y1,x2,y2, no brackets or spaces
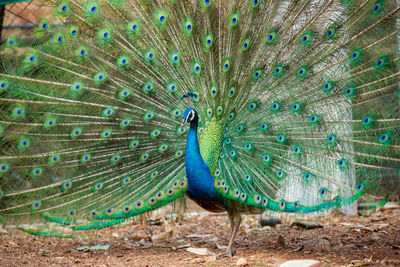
349,256,372,266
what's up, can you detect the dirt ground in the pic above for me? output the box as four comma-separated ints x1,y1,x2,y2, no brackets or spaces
0,202,399,267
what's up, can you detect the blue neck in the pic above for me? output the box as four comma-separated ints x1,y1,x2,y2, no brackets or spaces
185,117,218,201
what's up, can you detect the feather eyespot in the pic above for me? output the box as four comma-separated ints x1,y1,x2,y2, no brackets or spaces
252,0,260,8
297,66,308,78
322,81,334,93
216,105,223,115
228,112,235,121
300,32,312,44
39,20,49,30
350,49,362,63
242,38,250,51
31,168,42,177
81,154,91,164
325,26,337,39
175,150,183,159
123,206,131,214
69,209,76,217
292,145,302,156
193,61,201,74
69,26,79,37
129,140,139,150
253,69,262,80
210,85,218,97
230,12,239,27
319,188,328,198
244,143,254,153
303,172,312,182
140,153,149,162
270,101,280,112
273,65,284,77
204,34,213,48
149,198,157,205
0,163,9,174
157,11,168,25
121,177,131,186
184,19,193,34
93,183,103,192
106,208,113,215
128,21,140,33
279,200,286,210
362,115,374,128
276,169,285,179
263,153,272,165
379,132,391,145
266,31,278,44
222,58,231,72
31,201,41,211
118,56,130,67
156,192,165,200
110,154,121,164
167,189,175,196
356,183,364,192
49,154,60,164
203,0,211,7
260,122,269,133
337,158,347,170
89,210,97,218
372,1,383,14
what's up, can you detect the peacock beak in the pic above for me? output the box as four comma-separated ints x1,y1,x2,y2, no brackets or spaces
180,118,187,130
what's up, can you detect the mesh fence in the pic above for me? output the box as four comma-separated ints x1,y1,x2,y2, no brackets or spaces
0,1,51,42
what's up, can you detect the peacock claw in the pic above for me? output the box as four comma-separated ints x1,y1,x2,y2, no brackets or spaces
216,247,236,258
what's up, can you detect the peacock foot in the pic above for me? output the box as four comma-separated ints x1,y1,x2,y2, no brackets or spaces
216,247,236,258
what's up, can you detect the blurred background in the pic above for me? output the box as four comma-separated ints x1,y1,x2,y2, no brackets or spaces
0,1,51,43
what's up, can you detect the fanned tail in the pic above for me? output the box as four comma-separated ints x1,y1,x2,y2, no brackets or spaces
0,0,399,234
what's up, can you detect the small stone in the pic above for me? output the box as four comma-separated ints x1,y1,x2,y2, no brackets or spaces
189,258,205,264
303,238,331,252
151,228,176,242
291,221,323,229
112,233,119,238
259,216,282,227
236,257,248,266
186,247,215,256
205,256,217,263
279,259,322,267
371,232,381,241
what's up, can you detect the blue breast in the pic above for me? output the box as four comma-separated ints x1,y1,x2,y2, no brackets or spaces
185,118,219,201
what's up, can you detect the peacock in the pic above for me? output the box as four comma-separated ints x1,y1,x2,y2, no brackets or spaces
0,0,399,257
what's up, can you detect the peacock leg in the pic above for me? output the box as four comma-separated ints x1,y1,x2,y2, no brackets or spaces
217,209,242,258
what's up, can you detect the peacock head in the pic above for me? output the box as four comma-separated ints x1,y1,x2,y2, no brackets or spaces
181,107,198,129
